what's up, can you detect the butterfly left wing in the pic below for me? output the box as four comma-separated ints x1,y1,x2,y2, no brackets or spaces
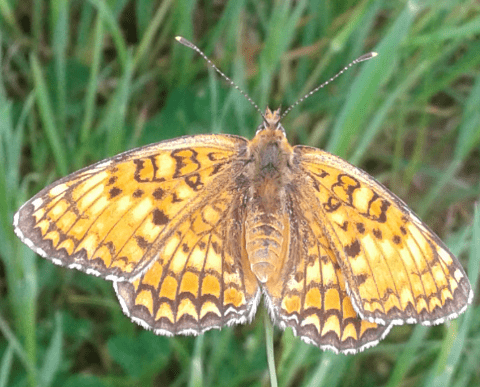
293,145,473,326
14,134,248,281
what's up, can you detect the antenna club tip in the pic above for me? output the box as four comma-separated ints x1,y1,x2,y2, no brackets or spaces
371,52,378,57
175,36,195,49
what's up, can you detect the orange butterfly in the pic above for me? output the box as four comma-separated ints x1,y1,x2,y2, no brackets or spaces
14,38,473,354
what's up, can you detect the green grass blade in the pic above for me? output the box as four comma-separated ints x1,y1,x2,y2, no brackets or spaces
418,73,480,217
1,39,38,386
453,73,480,162
0,344,14,387
30,54,68,176
384,325,430,387
105,53,134,156
265,316,278,387
39,313,63,387
423,204,479,387
0,0,21,34
80,15,104,143
256,0,308,110
86,0,128,71
304,351,337,387
0,312,37,384
409,17,480,45
188,335,204,387
327,3,418,157
132,0,174,74
51,0,69,132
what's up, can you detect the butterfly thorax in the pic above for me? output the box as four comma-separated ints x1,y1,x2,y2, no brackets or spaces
245,107,293,283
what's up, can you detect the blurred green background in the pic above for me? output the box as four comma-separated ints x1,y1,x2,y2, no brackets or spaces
1,1,479,386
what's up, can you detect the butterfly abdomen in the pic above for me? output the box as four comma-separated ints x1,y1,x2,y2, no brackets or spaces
245,211,286,283
245,180,289,284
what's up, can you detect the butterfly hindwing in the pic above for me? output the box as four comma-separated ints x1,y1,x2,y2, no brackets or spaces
114,188,261,335
263,194,392,354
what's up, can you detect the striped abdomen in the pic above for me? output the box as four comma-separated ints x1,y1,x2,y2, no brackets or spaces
245,210,287,283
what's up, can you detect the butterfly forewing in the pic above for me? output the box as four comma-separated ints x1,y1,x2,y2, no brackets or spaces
294,145,473,326
14,134,249,281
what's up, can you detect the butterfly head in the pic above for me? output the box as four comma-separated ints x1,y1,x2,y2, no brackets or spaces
256,107,286,136
250,107,292,168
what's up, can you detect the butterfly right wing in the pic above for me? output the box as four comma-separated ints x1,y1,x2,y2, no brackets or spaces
263,194,392,354
294,145,472,326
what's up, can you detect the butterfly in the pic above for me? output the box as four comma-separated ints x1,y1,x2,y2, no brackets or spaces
13,38,473,355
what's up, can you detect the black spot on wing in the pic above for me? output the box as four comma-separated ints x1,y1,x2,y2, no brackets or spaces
107,176,118,186
135,236,148,249
356,223,365,234
152,188,165,200
133,189,144,198
109,187,122,198
344,239,361,257
152,208,169,225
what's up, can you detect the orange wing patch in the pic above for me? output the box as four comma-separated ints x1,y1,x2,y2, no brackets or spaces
294,145,473,326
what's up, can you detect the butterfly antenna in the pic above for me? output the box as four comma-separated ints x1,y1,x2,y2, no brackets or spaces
175,36,265,121
280,51,378,120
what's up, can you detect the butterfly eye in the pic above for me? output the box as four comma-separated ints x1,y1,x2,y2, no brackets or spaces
255,123,266,134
